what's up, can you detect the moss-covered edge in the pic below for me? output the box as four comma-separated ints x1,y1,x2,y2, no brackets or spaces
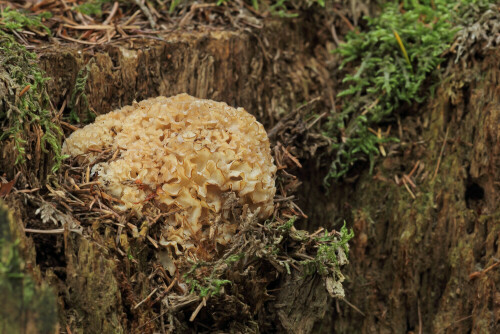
0,31,66,178
0,201,58,333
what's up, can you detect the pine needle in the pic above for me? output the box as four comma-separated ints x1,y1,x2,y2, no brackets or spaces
393,29,413,71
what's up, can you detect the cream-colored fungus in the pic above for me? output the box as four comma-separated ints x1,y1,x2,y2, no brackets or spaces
63,94,276,258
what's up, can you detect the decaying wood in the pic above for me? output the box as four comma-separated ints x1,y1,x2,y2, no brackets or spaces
1,2,499,333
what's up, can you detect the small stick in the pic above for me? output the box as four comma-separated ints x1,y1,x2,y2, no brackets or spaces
123,10,142,26
15,188,40,194
24,228,65,234
402,178,416,199
483,259,500,274
189,297,207,322
58,34,99,45
432,127,449,182
332,8,356,31
79,181,100,188
160,302,166,334
403,174,417,189
103,1,119,25
274,195,295,202
24,227,82,235
134,288,158,310
407,160,420,178
418,299,422,334
164,277,178,295
309,227,324,238
147,235,158,249
341,298,366,317
60,120,78,131
306,112,327,130
133,0,156,29
469,259,500,279
282,146,302,168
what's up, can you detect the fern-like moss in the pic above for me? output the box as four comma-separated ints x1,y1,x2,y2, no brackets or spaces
323,0,495,184
0,31,66,172
0,7,52,35
69,64,95,124
73,0,114,17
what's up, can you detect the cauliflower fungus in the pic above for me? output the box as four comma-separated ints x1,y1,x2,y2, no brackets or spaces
62,94,276,259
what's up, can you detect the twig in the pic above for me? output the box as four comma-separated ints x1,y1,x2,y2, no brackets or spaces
274,195,295,202
165,277,178,295
14,188,40,194
63,24,114,30
133,0,156,29
282,146,302,168
160,302,166,334
134,288,158,310
306,112,327,130
438,314,473,332
432,127,449,181
147,235,159,248
330,22,340,45
149,208,183,227
407,160,420,178
418,299,422,334
189,297,207,322
403,174,417,189
402,177,416,199
309,227,324,238
60,120,79,131
103,1,119,25
469,259,500,279
58,34,99,45
483,259,500,274
19,84,30,97
123,10,142,26
24,228,64,234
341,298,366,317
332,8,356,31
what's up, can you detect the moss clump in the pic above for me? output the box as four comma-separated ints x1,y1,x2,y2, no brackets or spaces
0,31,66,172
302,221,354,276
68,64,95,124
0,7,52,35
73,0,113,17
183,217,354,300
184,261,234,298
323,0,496,184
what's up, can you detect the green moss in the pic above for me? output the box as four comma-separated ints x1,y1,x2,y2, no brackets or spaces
0,7,52,35
323,0,496,185
0,31,67,172
184,260,233,298
301,221,354,276
69,64,95,124
183,217,354,300
73,0,113,17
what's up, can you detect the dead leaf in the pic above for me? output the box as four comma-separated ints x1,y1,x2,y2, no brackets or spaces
0,172,20,197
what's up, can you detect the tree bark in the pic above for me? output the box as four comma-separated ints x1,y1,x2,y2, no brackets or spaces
327,50,500,333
